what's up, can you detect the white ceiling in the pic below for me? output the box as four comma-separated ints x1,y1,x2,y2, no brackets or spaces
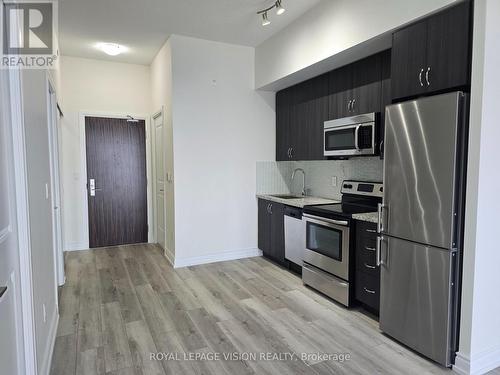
58,0,322,65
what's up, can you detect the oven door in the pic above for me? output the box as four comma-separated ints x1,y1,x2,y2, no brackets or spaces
303,214,350,280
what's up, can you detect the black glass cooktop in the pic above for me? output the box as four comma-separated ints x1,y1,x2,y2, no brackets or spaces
303,200,378,220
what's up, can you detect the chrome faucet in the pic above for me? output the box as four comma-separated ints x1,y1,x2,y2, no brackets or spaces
291,168,306,196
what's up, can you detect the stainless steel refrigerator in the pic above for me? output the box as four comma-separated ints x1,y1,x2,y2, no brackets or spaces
378,91,467,367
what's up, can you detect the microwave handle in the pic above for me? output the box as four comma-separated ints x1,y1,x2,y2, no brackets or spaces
354,125,361,151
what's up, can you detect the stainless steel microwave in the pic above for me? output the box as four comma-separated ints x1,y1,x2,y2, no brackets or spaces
324,113,379,157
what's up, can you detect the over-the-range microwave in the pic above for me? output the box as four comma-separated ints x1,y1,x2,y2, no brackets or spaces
324,112,380,157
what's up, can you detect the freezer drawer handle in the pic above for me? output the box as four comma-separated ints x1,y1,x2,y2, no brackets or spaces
364,263,376,269
376,235,384,266
363,287,376,294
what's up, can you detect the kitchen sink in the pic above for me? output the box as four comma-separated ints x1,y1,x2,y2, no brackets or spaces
270,194,304,199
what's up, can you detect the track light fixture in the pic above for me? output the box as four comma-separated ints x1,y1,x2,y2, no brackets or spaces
257,0,286,26
261,12,271,26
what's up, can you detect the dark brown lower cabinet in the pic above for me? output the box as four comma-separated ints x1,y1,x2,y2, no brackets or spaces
258,199,286,266
355,221,380,313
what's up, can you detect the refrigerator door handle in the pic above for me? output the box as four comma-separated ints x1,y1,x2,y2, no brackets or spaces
376,235,382,266
377,203,386,233
376,235,388,266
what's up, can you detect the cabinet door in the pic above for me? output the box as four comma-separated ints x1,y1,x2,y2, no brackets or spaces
301,97,328,160
380,49,392,158
289,104,307,160
270,202,285,264
391,20,428,100
351,54,382,115
426,1,471,93
276,90,292,161
258,199,271,254
328,65,353,120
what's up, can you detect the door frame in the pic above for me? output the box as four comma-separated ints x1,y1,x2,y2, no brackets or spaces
46,75,65,286
78,111,153,249
2,1,38,372
151,107,164,247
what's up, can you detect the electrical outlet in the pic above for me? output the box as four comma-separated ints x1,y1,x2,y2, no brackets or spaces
331,177,338,187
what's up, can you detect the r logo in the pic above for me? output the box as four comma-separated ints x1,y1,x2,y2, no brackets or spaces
3,2,53,55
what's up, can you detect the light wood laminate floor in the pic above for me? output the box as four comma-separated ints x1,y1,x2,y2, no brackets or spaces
50,244,498,375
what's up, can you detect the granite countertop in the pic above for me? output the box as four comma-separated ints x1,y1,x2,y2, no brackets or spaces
352,212,379,224
257,194,339,208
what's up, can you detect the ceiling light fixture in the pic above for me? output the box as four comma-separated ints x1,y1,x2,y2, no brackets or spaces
257,0,286,26
275,0,286,15
261,12,271,26
97,42,125,56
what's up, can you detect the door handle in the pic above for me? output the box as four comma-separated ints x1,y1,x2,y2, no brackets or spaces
376,235,383,266
351,99,356,112
354,125,361,151
269,203,273,215
363,287,376,294
377,203,387,233
347,100,352,112
425,67,431,86
419,68,424,87
364,263,376,270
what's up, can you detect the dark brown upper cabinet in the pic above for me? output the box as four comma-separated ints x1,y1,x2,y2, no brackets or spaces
391,1,471,101
276,74,328,161
328,54,382,120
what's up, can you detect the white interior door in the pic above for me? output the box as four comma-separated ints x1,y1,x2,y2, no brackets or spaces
153,111,166,250
0,62,23,375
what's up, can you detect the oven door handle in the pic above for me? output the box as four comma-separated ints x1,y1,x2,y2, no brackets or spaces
303,213,349,227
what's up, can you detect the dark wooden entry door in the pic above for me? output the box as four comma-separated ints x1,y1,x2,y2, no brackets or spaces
85,117,148,248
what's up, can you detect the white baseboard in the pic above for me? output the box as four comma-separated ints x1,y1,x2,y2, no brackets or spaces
174,248,262,268
64,241,89,251
454,346,500,375
39,311,59,375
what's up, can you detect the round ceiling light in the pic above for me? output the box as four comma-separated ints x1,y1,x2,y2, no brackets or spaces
97,43,125,56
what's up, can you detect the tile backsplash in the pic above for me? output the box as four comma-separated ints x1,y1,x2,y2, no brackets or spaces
256,158,383,200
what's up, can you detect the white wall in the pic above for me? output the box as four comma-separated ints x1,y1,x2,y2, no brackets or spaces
150,40,175,258
255,0,459,90
59,56,151,250
455,0,500,374
169,35,275,266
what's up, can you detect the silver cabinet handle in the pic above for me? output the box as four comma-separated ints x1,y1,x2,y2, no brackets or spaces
266,203,270,214
364,263,376,269
365,246,376,252
290,147,293,158
419,68,424,87
269,203,273,215
287,148,290,158
364,287,376,294
348,100,352,112
426,67,431,86
351,99,356,112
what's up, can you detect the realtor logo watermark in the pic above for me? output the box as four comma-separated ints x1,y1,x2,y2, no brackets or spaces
2,0,58,68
